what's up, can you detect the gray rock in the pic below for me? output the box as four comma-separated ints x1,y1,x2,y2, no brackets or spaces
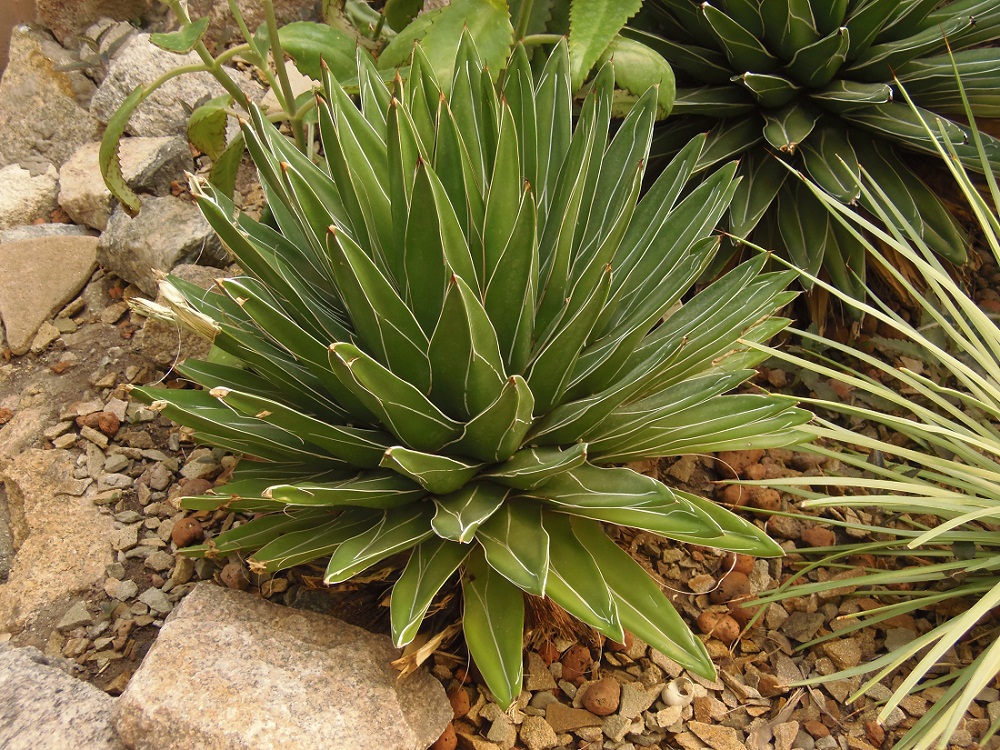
113,583,452,750
0,164,60,228
519,715,559,750
90,33,261,137
35,0,164,46
98,196,228,295
0,449,113,633
137,587,172,615
0,26,102,169
0,644,126,749
0,484,13,582
59,137,192,231
56,600,93,631
0,223,96,244
186,0,319,48
0,236,98,355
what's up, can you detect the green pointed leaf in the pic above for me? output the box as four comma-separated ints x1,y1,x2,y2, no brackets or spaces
734,73,801,109
809,79,892,113
100,84,147,215
431,481,509,543
450,375,535,463
391,537,470,646
502,44,537,190
150,17,210,53
208,131,245,199
700,3,780,73
569,0,643,90
800,122,861,203
627,30,733,85
570,517,716,680
543,514,623,641
204,509,332,556
787,26,850,88
843,0,899,61
264,470,427,509
381,446,484,495
324,504,435,583
670,85,756,117
729,150,788,239
476,502,550,596
845,15,973,82
813,0,850,35
760,0,819,60
762,103,821,153
482,444,588,491
250,509,382,572
462,546,524,709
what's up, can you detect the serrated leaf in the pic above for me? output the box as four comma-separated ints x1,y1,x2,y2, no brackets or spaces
150,17,210,54
431,481,509,543
391,537,469,646
381,446,484,496
569,0,643,90
462,546,524,710
187,95,232,160
263,22,360,81
324,504,435,583
100,84,147,215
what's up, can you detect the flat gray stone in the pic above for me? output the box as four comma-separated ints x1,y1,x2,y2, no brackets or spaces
90,33,260,137
0,236,97,355
113,583,452,750
0,223,95,244
0,645,125,749
0,26,102,169
0,163,59,229
98,196,227,295
59,137,193,231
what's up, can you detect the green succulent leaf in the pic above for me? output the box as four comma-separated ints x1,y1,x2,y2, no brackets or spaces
760,0,819,60
250,510,382,573
384,0,422,32
799,122,861,203
150,17,210,54
786,25,849,88
187,95,232,161
700,3,780,73
431,481,509,543
259,21,360,81
381,447,485,496
734,73,801,109
482,444,589,491
264,471,427,509
199,509,333,557
390,537,470,646
100,84,147,215
324,504,435,583
762,103,821,153
476,502,550,596
450,375,535,463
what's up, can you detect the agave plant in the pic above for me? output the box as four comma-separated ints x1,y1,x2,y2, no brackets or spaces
132,37,809,707
630,0,1000,302
748,89,1000,749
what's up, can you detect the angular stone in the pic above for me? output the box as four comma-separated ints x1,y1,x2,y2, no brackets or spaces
823,638,862,670
98,196,227,295
0,163,59,229
90,33,260,137
0,236,97,355
0,645,125,749
59,137,192,231
0,223,95,244
0,26,102,169
518,715,558,750
543,702,602,733
689,721,745,750
0,449,113,633
35,0,162,45
113,583,452,750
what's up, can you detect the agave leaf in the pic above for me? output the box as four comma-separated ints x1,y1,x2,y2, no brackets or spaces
264,470,426,508
434,95,488,250
502,44,538,193
449,375,535,463
845,15,973,82
462,546,524,709
787,25,850,88
482,102,525,288
700,2,780,73
250,509,382,573
809,79,893,114
212,388,392,468
571,516,715,679
734,73,801,109
813,0,850,35
390,537,470,647
729,150,788,239
895,50,1000,116
800,122,861,203
878,0,941,40
629,30,733,86
324,504,435,583
482,444,588,491
759,0,819,60
533,39,574,217
775,178,829,279
199,509,333,556
568,0,643,90
670,85,757,116
695,117,764,172
762,102,821,153
382,446,485,496
327,343,463,452
843,0,900,61
476,502,550,596
722,0,764,37
543,514,623,641
357,48,393,127
431,481,509,543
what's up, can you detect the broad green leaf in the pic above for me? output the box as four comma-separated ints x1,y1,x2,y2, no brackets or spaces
100,84,147,215
787,26,850,88
482,444,588,490
477,502,549,596
264,470,426,509
450,375,535,463
800,122,861,203
384,0,422,31
250,509,382,572
734,73,800,109
150,17,210,53
813,0,850,35
378,0,513,92
462,547,524,709
569,0,643,90
187,95,232,161
760,0,819,60
431,481,509,543
809,79,892,113
324,504,435,583
200,509,332,556
729,150,787,239
381,446,484,495
700,3,780,73
391,537,469,646
266,22,360,81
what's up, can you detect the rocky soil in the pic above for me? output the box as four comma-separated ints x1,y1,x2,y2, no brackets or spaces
1,4,998,750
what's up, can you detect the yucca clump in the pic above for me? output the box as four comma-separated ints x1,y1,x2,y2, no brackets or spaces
134,37,808,706
632,0,1000,301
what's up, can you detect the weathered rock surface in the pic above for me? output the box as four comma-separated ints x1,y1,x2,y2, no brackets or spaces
59,137,192,230
187,0,319,47
0,645,126,749
0,223,95,244
0,26,102,168
0,163,59,228
35,0,164,46
0,236,98,355
136,263,230,368
113,583,452,750
90,33,260,136
0,449,113,633
98,196,228,295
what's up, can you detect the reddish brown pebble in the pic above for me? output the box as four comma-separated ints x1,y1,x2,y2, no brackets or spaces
722,552,755,576
696,611,740,645
801,526,836,547
581,677,621,716
715,483,747,507
453,667,472,684
220,561,248,590
606,631,633,653
747,487,781,511
560,644,592,685
0,408,13,425
171,517,205,547
97,412,120,436
804,719,831,738
430,722,457,750
744,463,767,480
180,477,214,496
727,599,760,629
448,687,470,719
709,571,751,604
536,641,560,665
715,449,764,479
865,719,885,746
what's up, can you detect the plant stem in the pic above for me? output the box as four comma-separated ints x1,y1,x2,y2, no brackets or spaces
513,0,535,42
262,0,307,151
521,33,563,47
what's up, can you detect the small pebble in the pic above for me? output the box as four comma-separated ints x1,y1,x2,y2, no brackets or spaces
581,677,620,716
220,561,249,590
170,517,204,547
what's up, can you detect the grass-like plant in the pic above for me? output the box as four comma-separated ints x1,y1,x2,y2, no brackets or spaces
747,78,1000,750
130,37,810,706
630,0,1000,302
